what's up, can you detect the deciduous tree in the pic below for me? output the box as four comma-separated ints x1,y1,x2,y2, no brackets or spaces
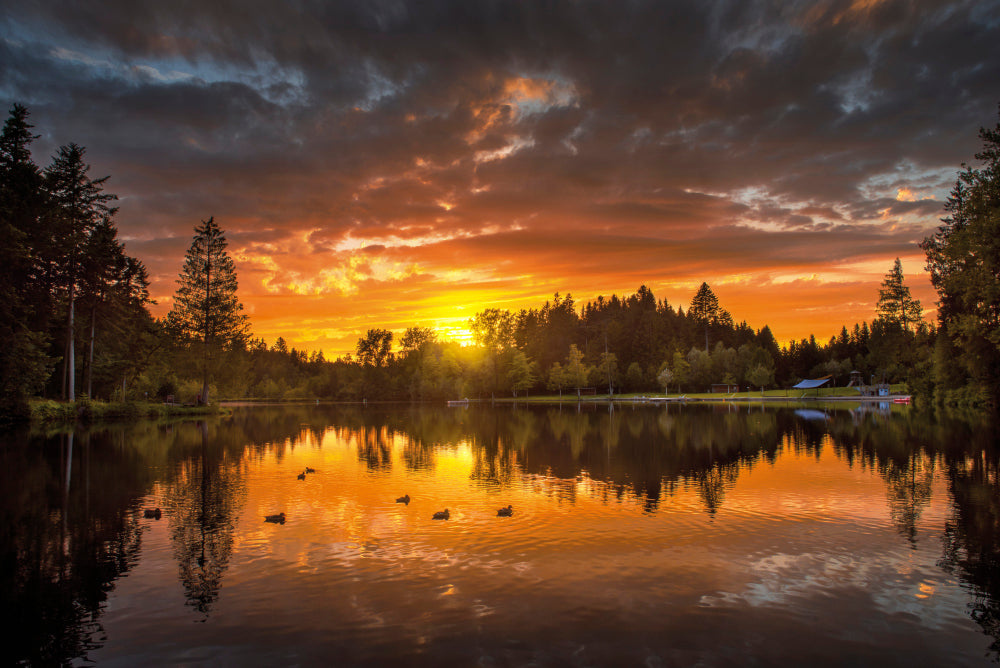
507,350,537,397
564,344,590,397
356,328,393,367
470,308,514,394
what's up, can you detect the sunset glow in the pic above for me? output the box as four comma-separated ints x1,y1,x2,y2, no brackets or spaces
4,1,998,356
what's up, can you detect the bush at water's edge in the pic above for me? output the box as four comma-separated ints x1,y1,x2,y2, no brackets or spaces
24,398,223,424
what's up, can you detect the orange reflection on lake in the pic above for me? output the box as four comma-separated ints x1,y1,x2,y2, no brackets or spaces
3,403,996,666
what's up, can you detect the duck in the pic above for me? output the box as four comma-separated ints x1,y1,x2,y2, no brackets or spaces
432,508,450,520
264,512,286,524
297,471,306,480
143,508,162,519
305,467,316,473
396,494,410,504
497,505,513,517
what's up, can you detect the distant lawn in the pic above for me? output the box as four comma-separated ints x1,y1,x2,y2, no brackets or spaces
500,384,908,402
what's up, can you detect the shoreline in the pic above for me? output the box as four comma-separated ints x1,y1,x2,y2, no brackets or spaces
482,392,913,405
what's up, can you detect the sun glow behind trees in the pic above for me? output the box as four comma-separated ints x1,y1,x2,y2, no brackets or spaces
6,102,1000,410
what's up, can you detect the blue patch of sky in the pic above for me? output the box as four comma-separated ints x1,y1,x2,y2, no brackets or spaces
858,161,957,204
2,20,309,107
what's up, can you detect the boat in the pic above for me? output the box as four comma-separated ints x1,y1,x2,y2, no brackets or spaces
447,399,469,407
892,396,912,404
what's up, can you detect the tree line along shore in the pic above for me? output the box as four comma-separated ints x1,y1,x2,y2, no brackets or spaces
2,104,999,423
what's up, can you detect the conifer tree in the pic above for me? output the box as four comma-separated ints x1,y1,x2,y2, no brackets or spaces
688,282,732,351
875,258,922,332
168,217,248,404
44,143,117,400
921,107,1000,401
0,104,51,411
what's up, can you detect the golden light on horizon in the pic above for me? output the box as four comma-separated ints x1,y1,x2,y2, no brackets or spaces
435,324,475,347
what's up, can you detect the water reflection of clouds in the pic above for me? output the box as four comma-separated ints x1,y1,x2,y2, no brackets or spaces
700,548,972,631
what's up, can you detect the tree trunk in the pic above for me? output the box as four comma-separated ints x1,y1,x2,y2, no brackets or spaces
201,247,211,405
62,331,68,399
201,348,210,405
67,283,75,402
86,302,96,398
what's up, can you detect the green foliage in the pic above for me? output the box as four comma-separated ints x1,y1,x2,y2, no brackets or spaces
167,217,248,404
0,105,153,407
356,328,394,367
688,282,734,352
547,362,567,395
400,326,436,353
27,398,221,423
656,363,674,393
469,308,515,394
507,350,538,396
876,258,922,331
470,308,515,352
670,351,690,390
625,362,645,391
596,351,619,393
746,363,774,390
0,106,958,408
563,344,590,393
686,347,713,389
169,217,247,348
921,108,1000,405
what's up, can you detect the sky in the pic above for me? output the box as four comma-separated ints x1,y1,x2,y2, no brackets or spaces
3,0,1000,357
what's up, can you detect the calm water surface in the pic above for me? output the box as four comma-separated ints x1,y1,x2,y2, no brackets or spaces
2,402,998,666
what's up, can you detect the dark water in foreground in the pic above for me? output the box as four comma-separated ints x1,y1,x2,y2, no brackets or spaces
2,402,999,666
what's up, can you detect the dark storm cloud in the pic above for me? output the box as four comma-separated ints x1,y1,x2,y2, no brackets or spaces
3,0,999,351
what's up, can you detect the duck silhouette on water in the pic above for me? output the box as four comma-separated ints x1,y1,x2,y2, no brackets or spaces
497,505,513,517
432,508,450,520
305,467,316,473
143,508,162,520
396,494,410,505
264,512,286,524
297,471,306,480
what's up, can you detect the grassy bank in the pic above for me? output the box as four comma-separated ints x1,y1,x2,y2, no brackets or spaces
494,384,910,403
28,398,224,424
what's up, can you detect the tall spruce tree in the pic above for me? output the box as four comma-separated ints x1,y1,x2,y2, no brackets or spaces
688,282,732,351
875,258,922,332
0,104,51,412
921,107,1000,402
168,217,248,404
44,143,117,401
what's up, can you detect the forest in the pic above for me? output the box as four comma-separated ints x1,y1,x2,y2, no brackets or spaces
1,103,998,417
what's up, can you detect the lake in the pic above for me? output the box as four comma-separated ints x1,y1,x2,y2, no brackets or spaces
2,402,998,666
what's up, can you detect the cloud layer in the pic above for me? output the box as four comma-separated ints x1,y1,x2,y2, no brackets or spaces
4,0,999,354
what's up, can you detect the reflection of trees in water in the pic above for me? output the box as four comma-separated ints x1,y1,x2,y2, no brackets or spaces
467,410,518,489
5,402,998,661
503,405,781,515
357,424,392,471
884,454,935,546
172,401,1000,655
0,428,148,666
163,422,246,617
938,419,1000,659
692,462,740,516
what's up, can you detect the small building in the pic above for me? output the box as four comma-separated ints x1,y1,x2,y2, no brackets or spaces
792,377,831,392
710,383,739,393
